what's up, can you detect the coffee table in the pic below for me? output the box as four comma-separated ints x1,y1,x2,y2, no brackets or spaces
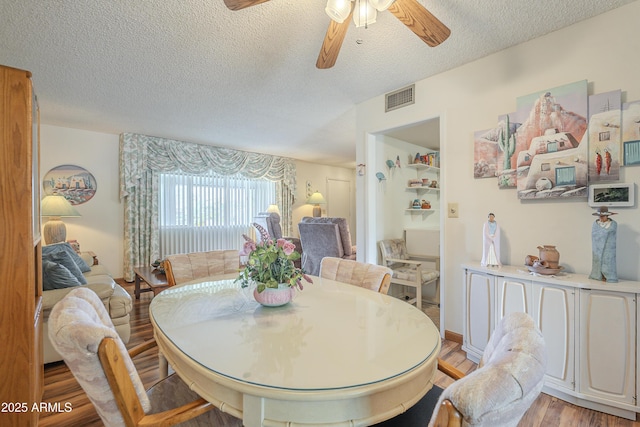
133,266,169,299
150,276,441,427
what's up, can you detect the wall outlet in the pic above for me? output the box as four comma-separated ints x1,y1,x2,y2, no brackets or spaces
448,203,459,218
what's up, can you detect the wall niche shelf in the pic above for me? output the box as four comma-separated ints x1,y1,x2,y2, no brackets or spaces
405,209,435,213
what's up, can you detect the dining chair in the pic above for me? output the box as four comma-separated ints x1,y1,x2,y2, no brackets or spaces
48,287,242,427
378,238,440,309
319,257,392,294
373,312,547,427
298,216,356,275
253,212,302,267
164,249,240,287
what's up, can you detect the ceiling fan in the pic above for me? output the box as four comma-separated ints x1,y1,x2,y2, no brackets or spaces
223,0,450,69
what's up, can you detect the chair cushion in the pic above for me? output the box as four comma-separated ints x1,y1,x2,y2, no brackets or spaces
43,242,92,272
43,250,88,286
319,257,392,293
429,312,547,427
48,287,150,426
392,265,439,284
380,239,409,260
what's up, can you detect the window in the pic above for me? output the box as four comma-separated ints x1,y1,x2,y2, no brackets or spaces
159,171,276,257
599,131,610,141
555,166,576,186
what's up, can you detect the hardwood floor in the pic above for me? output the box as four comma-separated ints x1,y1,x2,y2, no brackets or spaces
40,280,640,426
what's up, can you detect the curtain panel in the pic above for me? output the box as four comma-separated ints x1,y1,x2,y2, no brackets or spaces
120,133,297,281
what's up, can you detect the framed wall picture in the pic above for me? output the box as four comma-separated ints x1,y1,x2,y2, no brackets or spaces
43,164,97,205
588,182,634,207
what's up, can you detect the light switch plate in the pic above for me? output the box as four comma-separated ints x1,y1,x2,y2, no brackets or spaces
448,203,459,218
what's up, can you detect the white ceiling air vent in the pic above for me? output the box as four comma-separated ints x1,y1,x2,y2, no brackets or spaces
385,84,415,112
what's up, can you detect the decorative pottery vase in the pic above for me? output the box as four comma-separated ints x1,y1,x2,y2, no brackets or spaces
253,284,295,307
537,245,560,269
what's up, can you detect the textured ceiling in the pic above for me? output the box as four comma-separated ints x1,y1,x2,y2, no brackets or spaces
0,0,635,167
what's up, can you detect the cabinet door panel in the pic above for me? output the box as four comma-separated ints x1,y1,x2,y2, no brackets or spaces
579,290,635,404
464,270,494,358
533,283,574,391
497,277,532,321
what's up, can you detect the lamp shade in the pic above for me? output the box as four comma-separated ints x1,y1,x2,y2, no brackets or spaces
369,0,395,11
353,0,377,27
41,194,81,218
306,192,326,205
266,204,280,214
325,0,353,23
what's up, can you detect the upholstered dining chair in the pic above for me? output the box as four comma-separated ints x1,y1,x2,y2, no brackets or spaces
164,249,240,287
373,312,547,427
298,216,356,275
48,287,242,427
378,238,440,309
319,257,393,294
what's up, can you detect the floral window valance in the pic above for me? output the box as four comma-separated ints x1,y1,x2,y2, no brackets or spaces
120,133,296,199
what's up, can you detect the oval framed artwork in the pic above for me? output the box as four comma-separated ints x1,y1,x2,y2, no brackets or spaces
43,164,97,205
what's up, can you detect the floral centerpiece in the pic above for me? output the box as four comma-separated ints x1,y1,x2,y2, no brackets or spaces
237,223,312,295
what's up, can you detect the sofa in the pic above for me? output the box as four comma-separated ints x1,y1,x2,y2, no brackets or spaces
42,244,133,364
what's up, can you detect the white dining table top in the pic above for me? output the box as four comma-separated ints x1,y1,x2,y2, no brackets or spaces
150,276,440,392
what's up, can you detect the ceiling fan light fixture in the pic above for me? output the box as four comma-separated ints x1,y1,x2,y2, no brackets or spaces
352,0,377,28
369,0,395,11
325,0,353,24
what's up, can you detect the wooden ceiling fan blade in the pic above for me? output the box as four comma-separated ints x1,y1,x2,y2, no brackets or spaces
316,12,353,69
388,0,450,47
223,0,270,11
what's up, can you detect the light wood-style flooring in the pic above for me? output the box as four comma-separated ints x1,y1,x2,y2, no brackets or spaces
40,281,640,426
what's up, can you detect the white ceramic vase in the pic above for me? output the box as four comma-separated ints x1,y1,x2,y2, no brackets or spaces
253,283,295,307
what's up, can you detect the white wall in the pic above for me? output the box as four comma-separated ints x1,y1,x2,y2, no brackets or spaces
40,125,124,277
356,1,640,334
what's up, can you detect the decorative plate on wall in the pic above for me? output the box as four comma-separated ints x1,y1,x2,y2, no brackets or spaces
43,164,97,205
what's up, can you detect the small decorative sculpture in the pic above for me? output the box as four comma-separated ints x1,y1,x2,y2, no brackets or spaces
395,155,402,168
386,159,395,169
481,213,501,267
589,206,618,282
375,172,386,182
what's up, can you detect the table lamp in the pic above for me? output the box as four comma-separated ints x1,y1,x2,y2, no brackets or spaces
41,194,81,245
306,192,326,217
266,204,280,214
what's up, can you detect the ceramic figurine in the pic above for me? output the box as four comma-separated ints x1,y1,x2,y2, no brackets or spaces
412,199,421,209
589,206,618,282
396,155,401,168
481,213,501,267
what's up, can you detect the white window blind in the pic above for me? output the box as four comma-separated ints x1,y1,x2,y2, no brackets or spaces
159,171,276,257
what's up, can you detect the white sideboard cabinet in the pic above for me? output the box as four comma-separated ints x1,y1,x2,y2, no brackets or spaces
463,263,640,420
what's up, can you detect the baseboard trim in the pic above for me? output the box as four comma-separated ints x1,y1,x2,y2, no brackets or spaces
444,330,463,344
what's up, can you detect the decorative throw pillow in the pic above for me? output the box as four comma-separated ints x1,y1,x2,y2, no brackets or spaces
42,259,81,290
42,242,91,273
43,250,87,285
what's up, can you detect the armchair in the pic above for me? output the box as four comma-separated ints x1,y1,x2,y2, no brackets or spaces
378,238,439,309
253,212,302,267
298,216,356,276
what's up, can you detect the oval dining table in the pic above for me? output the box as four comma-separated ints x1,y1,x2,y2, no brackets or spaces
149,276,441,427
